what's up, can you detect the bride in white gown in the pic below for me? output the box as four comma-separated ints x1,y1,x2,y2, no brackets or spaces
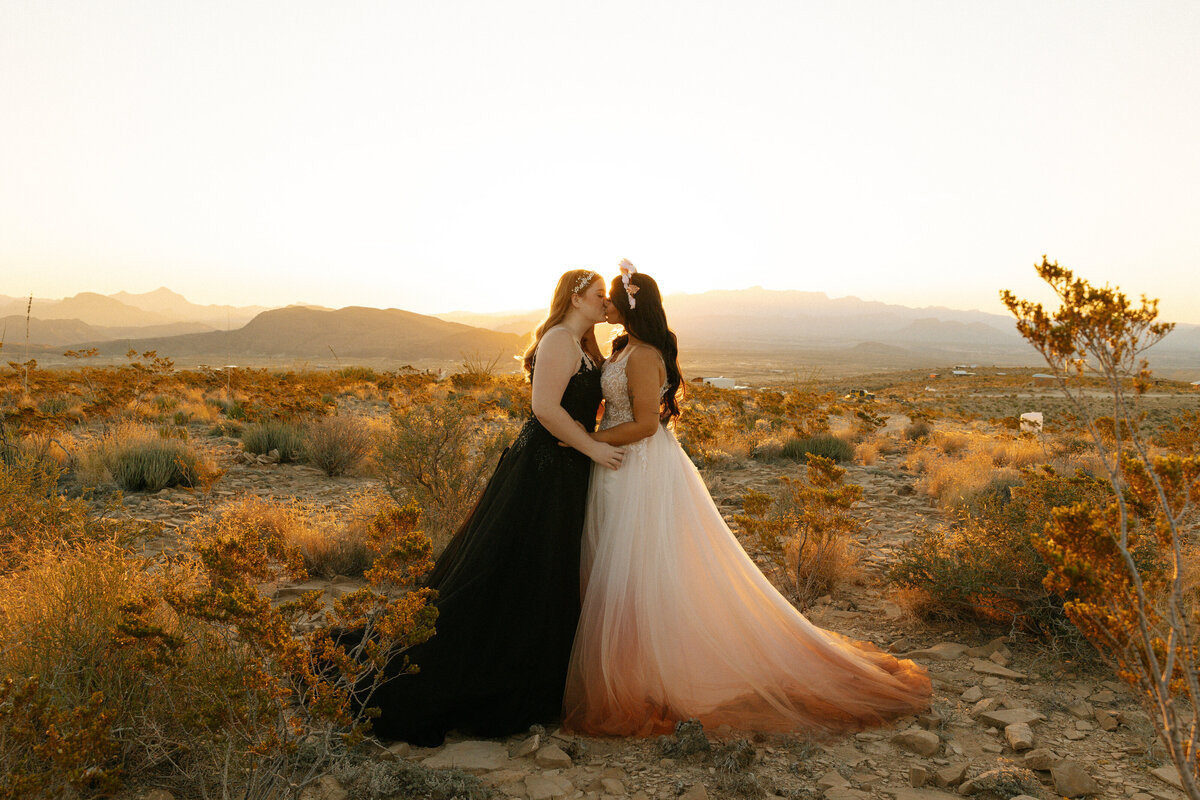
562,262,931,737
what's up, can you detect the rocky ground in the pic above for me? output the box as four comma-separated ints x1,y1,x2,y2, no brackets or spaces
108,429,1191,800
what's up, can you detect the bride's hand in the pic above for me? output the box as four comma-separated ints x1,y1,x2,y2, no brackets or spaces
592,442,626,471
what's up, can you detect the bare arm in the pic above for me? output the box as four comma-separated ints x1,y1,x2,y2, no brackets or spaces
591,347,666,446
531,329,625,469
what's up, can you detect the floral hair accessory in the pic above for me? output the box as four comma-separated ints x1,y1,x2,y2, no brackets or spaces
572,271,598,295
618,259,639,309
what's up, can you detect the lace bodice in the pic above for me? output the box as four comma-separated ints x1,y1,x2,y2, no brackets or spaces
599,345,667,431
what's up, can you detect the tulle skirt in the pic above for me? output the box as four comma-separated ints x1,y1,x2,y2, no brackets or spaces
563,424,931,737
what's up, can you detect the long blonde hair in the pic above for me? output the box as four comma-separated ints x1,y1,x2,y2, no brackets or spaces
522,269,601,376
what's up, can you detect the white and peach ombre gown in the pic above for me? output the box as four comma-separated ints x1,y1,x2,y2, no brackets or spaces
563,348,931,737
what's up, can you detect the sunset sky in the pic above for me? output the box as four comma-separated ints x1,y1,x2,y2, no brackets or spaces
3,1,1199,322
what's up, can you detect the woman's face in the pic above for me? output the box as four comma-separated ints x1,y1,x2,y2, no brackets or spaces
604,294,624,325
574,278,608,324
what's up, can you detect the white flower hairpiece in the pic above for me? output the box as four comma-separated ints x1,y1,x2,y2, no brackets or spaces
572,271,598,295
618,259,639,309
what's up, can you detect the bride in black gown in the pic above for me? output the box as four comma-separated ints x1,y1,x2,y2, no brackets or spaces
366,269,624,745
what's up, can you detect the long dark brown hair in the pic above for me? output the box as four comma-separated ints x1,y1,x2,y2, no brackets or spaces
522,269,602,376
609,272,683,421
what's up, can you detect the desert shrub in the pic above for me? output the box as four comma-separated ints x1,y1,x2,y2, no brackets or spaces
853,441,880,465
780,433,853,464
222,495,377,579
904,419,932,441
931,429,970,455
336,365,378,383
890,465,1118,641
305,414,374,477
241,419,306,462
734,455,862,607
208,419,243,438
375,392,513,551
86,424,214,492
0,492,438,797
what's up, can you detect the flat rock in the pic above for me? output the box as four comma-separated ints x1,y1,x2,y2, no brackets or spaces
909,765,931,787
818,771,851,789
892,729,941,756
679,784,709,800
1051,760,1101,797
960,686,983,703
970,660,1027,680
824,789,870,800
976,708,1045,728
525,773,574,800
964,637,1007,657
534,743,573,769
905,643,969,661
1151,765,1183,790
422,740,510,773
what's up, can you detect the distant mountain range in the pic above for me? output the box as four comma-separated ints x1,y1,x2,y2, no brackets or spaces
3,286,1196,375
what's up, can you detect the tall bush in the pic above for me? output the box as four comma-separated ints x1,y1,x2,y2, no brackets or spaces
1003,257,1198,797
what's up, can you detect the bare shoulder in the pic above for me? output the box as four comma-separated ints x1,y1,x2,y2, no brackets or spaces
627,345,666,378
537,326,577,355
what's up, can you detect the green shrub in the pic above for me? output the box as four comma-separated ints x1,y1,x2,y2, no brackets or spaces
780,433,853,463
375,392,513,552
889,465,1121,643
304,414,373,477
107,437,203,492
241,420,305,462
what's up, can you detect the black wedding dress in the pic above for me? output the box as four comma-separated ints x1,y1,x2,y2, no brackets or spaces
365,352,602,745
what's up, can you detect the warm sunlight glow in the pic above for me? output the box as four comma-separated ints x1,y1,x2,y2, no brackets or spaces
2,1,1198,322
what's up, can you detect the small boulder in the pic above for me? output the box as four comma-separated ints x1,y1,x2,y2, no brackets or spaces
909,765,930,787
1004,722,1035,751
510,733,540,758
1021,747,1059,771
935,762,968,787
1051,760,1101,797
960,686,983,703
892,729,941,756
679,784,709,800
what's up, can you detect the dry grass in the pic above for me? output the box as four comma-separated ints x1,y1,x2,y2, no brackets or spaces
79,422,219,492
304,413,374,476
854,440,880,465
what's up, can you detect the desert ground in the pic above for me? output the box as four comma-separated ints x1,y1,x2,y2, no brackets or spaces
1,359,1195,800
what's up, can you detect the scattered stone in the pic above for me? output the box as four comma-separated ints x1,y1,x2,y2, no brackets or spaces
970,660,1027,680
1051,760,1101,797
987,650,1010,666
918,711,944,730
1090,689,1116,703
964,637,1007,658
1094,708,1119,731
817,771,850,789
679,784,709,800
910,765,930,787
1066,700,1094,719
824,789,869,800
422,740,510,773
1151,765,1183,790
892,729,941,756
601,777,627,795
525,773,574,800
960,686,983,703
906,643,969,661
1004,722,1035,751
968,698,996,718
1063,729,1087,741
387,741,411,759
935,763,968,788
510,734,540,758
1022,748,1059,770
534,743,573,769
976,708,1044,728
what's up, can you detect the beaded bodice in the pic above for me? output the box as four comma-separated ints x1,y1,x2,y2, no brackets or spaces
599,346,666,431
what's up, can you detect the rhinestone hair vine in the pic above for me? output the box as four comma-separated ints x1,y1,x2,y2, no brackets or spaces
572,271,598,294
618,259,639,309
